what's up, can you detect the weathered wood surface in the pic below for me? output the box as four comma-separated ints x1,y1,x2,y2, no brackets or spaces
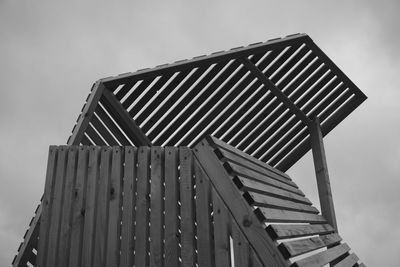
291,243,351,267
266,224,335,240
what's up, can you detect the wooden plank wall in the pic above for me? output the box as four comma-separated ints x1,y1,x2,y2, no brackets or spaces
36,145,264,267
197,136,365,267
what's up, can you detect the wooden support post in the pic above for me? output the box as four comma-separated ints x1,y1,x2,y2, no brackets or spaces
309,117,338,232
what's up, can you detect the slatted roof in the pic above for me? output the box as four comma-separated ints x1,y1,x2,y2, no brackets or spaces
68,33,366,171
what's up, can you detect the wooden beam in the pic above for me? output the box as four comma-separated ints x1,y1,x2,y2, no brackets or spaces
309,117,338,231
101,87,152,146
240,57,311,126
193,139,288,267
67,81,105,145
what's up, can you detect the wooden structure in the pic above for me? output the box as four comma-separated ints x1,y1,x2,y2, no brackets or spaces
12,34,367,266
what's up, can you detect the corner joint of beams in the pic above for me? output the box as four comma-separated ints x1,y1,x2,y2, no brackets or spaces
239,57,311,127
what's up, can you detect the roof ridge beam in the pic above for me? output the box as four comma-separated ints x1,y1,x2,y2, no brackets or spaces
240,57,311,126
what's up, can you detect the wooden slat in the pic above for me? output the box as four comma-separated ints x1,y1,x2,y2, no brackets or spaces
278,233,342,258
224,161,298,189
255,207,326,223
292,243,351,267
81,147,101,266
57,148,78,267
193,139,288,266
234,176,312,205
194,160,213,267
334,253,359,267
121,77,158,110
36,147,58,267
106,147,123,267
93,148,112,267
207,136,290,179
244,192,318,214
120,147,137,267
212,188,231,266
46,146,68,267
68,147,89,267
101,89,152,146
232,220,250,267
179,147,196,266
150,147,164,267
163,147,180,267
68,82,104,145
90,113,119,145
135,147,151,267
267,224,334,240
85,123,107,146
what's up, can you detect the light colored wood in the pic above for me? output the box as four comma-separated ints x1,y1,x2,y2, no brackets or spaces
36,146,58,267
225,160,298,188
120,147,137,267
310,117,338,231
81,147,101,267
212,188,231,266
106,147,123,267
179,147,196,266
232,219,250,267
278,233,342,258
266,224,334,240
150,147,164,267
292,243,350,267
93,148,112,267
163,147,180,267
245,192,318,214
194,160,213,267
135,147,150,267
235,176,312,205
68,147,89,267
256,207,326,223
46,146,68,267
334,253,359,267
193,139,288,267
58,148,78,267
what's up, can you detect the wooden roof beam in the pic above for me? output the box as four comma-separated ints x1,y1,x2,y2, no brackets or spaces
240,57,312,127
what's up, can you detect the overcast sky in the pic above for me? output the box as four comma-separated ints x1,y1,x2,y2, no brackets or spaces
1,1,399,266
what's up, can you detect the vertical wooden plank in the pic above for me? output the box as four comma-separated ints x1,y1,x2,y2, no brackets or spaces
81,147,101,267
36,146,58,267
135,147,151,267
93,147,112,267
69,147,89,267
106,147,124,267
232,220,250,267
120,147,137,267
179,147,196,267
58,147,78,267
194,160,213,267
250,249,263,267
309,117,338,231
46,146,68,267
212,188,231,267
150,147,164,266
164,147,180,267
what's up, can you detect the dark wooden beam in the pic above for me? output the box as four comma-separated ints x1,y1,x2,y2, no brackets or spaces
101,87,152,146
309,117,338,231
240,57,311,126
67,81,105,145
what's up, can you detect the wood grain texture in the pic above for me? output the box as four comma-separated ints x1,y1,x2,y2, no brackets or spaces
179,147,196,266
291,243,350,267
120,147,137,267
81,147,101,267
150,147,164,267
106,147,123,267
334,253,359,267
163,147,180,267
278,233,342,258
256,207,326,223
134,147,150,267
194,160,213,267
266,224,334,240
232,219,250,267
